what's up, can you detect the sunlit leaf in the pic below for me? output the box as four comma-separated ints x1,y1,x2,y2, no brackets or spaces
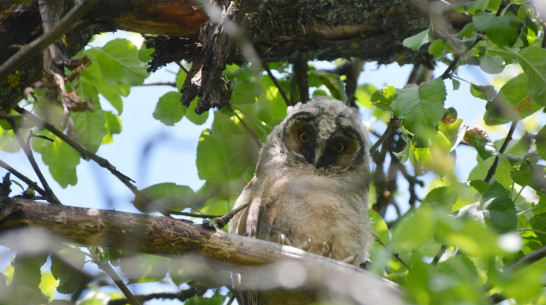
392,78,446,137
153,91,185,126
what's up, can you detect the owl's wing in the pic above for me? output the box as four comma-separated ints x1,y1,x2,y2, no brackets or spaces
229,178,272,305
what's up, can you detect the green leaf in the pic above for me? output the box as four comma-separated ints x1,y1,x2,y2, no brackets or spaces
80,39,149,113
134,183,196,212
31,131,80,188
459,182,516,233
51,248,86,294
530,213,546,246
481,182,517,233
72,108,108,153
464,127,497,160
153,91,185,126
537,125,546,160
403,28,432,50
428,39,449,60
439,117,467,152
518,46,546,98
473,13,523,46
470,84,496,101
309,70,347,101
479,53,505,74
370,85,396,112
91,39,148,86
186,295,226,305
355,83,377,108
484,74,543,125
185,100,209,125
390,205,435,253
392,78,446,135
12,254,49,304
422,186,458,209
103,111,122,144
196,111,258,182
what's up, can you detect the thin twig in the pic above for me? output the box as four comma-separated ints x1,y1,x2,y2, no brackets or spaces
0,159,46,196
484,121,517,183
0,0,99,80
139,81,176,87
8,119,61,204
14,106,138,195
370,118,400,155
262,62,291,106
107,282,208,305
293,58,309,102
203,203,249,230
372,233,410,270
505,245,546,273
96,261,141,305
231,107,261,148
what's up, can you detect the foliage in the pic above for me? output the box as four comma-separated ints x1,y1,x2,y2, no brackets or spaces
1,1,546,305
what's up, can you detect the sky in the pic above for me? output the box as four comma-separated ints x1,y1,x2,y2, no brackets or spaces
0,30,542,303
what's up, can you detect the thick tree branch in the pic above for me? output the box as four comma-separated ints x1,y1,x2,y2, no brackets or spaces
0,198,403,305
0,0,99,81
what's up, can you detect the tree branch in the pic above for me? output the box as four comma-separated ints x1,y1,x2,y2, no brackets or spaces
0,198,404,305
0,0,99,80
0,159,46,196
484,121,517,183
95,260,142,305
14,106,138,195
9,119,61,204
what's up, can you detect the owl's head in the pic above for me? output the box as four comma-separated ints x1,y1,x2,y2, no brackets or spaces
275,97,370,174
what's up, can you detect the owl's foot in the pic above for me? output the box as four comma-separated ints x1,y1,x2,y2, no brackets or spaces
279,234,291,246
342,254,357,264
360,260,371,270
301,238,312,251
321,241,331,257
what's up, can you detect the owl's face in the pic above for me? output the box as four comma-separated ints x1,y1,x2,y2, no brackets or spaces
278,98,369,173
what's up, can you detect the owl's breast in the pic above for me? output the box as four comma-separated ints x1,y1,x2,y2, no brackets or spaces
262,172,370,263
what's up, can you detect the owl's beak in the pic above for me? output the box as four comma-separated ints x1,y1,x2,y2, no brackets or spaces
314,147,326,168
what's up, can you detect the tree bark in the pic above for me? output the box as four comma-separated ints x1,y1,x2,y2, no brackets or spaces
0,0,466,109
0,197,404,304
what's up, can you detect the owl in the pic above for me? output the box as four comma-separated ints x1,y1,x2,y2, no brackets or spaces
228,97,371,305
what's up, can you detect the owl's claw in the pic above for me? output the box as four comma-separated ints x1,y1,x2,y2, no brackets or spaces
279,234,291,246
321,241,331,257
301,238,312,251
342,254,357,264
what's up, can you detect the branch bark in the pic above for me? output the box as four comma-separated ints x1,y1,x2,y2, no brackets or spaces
0,197,403,304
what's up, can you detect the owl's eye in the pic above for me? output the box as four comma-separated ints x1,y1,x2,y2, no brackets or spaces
333,142,345,153
299,131,311,143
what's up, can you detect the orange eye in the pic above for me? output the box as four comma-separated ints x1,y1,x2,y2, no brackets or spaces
299,131,311,143
333,143,345,153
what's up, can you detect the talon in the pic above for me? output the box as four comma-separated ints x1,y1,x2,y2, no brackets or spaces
321,241,331,257
342,254,357,264
301,238,312,251
360,261,371,270
279,234,291,246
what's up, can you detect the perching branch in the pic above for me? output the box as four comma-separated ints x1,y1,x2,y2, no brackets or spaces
0,197,404,305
